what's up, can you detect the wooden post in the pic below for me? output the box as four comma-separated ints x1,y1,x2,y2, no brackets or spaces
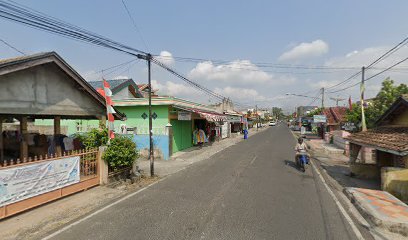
99,115,106,129
98,146,108,185
54,116,62,156
0,117,3,163
349,143,361,164
20,116,28,160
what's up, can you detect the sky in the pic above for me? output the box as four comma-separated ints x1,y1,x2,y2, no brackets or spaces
1,0,408,112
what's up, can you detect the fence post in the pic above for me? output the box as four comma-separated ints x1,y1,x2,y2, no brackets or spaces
98,146,108,185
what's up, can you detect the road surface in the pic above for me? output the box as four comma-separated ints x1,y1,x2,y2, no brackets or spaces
47,124,359,240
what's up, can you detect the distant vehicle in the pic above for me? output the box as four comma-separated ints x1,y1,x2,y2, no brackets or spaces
269,121,276,126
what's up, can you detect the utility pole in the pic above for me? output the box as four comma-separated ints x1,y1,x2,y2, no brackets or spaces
137,53,154,176
361,66,367,132
321,87,325,109
255,105,258,131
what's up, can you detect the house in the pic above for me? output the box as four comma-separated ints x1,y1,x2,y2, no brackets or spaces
0,52,123,162
114,97,227,160
137,83,159,98
323,106,348,132
89,78,144,99
346,95,408,200
0,52,123,218
35,78,142,134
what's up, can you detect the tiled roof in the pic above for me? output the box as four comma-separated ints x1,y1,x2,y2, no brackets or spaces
346,126,408,154
323,107,348,125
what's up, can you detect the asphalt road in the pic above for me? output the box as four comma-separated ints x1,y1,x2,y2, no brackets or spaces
47,124,358,240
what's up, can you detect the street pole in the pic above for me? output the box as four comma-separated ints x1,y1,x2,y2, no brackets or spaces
137,53,154,176
147,54,154,176
321,87,325,109
255,105,258,131
361,66,367,132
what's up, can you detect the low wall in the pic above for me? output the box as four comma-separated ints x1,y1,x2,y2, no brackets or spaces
131,134,170,160
350,163,380,179
382,167,408,202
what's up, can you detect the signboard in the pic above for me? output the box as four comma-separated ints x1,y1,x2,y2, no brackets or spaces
313,115,327,123
178,112,191,121
226,115,241,123
342,122,356,131
0,156,80,207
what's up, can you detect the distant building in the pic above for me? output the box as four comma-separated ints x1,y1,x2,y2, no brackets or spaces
297,106,318,117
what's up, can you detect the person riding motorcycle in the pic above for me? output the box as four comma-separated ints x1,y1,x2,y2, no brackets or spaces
295,137,309,165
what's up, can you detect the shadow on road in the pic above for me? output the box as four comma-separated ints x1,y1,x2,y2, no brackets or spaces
284,160,302,172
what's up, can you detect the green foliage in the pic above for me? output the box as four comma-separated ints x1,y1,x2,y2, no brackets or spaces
307,108,323,117
103,136,137,170
345,78,408,129
82,128,109,149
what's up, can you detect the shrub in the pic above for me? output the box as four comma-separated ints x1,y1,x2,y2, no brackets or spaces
103,136,137,170
83,128,109,149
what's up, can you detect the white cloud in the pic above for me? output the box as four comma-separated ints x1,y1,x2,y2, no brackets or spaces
151,79,199,97
214,86,261,100
278,39,329,62
188,60,295,87
155,50,175,66
112,75,130,80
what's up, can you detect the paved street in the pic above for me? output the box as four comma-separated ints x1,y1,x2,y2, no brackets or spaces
47,124,358,240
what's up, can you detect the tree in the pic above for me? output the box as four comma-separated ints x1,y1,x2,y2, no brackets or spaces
306,108,323,117
345,78,408,129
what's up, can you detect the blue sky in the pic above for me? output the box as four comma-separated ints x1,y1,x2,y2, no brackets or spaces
1,0,408,111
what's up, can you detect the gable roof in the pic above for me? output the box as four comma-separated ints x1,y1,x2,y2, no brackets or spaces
0,52,125,119
323,107,348,125
346,126,408,156
376,94,408,126
89,79,143,98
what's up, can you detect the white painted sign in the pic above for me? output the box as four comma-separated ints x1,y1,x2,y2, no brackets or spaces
178,112,191,121
0,156,80,207
313,115,327,123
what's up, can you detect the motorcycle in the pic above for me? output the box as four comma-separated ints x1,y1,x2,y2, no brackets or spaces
296,151,309,172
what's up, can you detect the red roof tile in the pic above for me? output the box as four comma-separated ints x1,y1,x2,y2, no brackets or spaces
346,126,408,154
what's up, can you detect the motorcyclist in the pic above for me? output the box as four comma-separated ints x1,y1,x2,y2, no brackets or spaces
295,137,309,165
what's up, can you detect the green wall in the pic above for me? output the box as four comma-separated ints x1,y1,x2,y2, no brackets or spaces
116,105,169,135
34,119,99,135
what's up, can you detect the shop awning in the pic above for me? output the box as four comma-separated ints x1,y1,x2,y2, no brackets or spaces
174,106,227,122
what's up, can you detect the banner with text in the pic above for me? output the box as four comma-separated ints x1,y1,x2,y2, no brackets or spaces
0,156,80,207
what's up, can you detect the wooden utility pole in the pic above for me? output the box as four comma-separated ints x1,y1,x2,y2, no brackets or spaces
361,66,367,131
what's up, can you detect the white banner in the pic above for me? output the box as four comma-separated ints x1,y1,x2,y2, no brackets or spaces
0,156,80,207
221,124,228,139
178,112,191,121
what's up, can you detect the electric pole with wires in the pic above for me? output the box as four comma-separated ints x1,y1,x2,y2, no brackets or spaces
361,66,367,132
137,53,154,176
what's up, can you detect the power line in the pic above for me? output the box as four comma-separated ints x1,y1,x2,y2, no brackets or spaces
365,37,408,70
121,0,150,52
328,56,408,93
0,37,25,55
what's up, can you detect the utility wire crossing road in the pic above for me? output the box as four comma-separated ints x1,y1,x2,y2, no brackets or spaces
45,125,360,240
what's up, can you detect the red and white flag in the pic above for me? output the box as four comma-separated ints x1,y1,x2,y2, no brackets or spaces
348,96,353,111
102,79,115,139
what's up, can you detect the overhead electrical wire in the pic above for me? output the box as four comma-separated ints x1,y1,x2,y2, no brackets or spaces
0,0,233,105
0,37,25,55
328,56,408,94
121,0,150,52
